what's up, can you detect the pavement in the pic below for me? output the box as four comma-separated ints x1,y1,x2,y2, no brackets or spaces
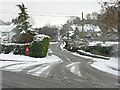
2,41,119,88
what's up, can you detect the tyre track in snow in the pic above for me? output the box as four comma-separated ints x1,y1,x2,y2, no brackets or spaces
49,41,118,88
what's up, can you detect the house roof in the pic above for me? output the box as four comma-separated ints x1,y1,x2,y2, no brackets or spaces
71,24,101,32
0,23,16,33
0,31,2,38
68,31,74,36
63,36,68,40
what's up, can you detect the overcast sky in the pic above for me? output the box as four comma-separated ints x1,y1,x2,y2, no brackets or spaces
0,0,101,28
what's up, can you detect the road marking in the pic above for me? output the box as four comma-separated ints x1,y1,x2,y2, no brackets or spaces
66,58,70,61
74,79,84,82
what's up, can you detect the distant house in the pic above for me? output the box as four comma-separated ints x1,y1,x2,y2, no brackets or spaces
62,36,68,40
71,24,101,40
0,24,16,43
73,27,79,40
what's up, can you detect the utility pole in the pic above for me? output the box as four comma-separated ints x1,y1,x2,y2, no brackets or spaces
8,32,10,43
82,12,84,45
68,22,70,41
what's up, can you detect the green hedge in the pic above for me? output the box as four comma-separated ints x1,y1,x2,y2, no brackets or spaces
40,38,50,57
29,37,50,58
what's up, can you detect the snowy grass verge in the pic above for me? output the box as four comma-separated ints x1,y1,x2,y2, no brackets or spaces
91,57,119,76
77,50,110,60
0,53,62,72
0,53,61,63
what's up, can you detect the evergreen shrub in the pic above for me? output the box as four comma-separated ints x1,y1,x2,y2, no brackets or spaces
29,37,50,58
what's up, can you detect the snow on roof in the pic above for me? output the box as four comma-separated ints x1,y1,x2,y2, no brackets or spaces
29,28,35,31
71,24,101,32
63,36,68,40
34,34,50,41
69,31,74,36
112,28,117,32
71,25,77,31
0,31,2,38
0,23,16,32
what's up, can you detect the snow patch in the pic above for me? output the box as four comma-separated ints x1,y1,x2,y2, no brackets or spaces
1,42,30,46
50,42,58,44
0,61,23,68
89,41,118,47
27,62,58,77
27,66,50,77
91,57,119,76
60,42,66,50
3,62,38,72
77,50,110,59
0,54,61,63
72,52,94,60
66,62,81,77
34,34,50,41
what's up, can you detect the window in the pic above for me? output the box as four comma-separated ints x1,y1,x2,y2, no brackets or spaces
2,32,7,37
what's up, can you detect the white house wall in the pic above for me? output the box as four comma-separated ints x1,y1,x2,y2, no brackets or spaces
0,24,16,43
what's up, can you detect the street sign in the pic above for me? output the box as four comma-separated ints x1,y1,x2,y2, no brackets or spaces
26,46,29,54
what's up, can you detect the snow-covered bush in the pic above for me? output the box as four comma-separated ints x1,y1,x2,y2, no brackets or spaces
1,44,27,55
80,44,113,57
64,42,80,52
29,34,50,58
33,34,50,42
64,42,113,57
1,45,13,54
12,33,35,44
13,45,26,55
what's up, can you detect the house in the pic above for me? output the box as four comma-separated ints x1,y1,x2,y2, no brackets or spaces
0,24,16,43
71,24,101,40
73,27,79,40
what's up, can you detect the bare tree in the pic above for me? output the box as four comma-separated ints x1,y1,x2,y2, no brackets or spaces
98,0,118,43
91,12,98,20
86,13,91,20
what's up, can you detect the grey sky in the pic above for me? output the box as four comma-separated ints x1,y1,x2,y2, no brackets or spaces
0,0,101,28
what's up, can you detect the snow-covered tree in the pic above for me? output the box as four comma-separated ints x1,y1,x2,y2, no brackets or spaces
12,3,32,34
